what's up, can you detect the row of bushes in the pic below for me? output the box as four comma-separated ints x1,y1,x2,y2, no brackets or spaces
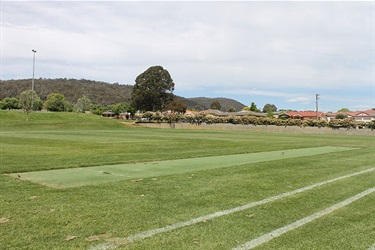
135,111,375,130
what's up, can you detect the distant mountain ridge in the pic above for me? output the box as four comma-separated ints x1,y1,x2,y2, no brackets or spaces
177,97,245,112
0,78,133,106
0,78,245,111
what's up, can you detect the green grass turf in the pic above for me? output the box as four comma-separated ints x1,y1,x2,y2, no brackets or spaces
0,111,370,174
1,110,374,249
10,146,357,188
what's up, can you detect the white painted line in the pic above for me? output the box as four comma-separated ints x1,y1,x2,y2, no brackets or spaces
89,167,375,250
368,243,375,250
233,186,375,250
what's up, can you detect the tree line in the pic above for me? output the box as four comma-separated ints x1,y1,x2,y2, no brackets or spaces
0,78,133,106
0,70,246,113
0,66,188,120
1,65,297,121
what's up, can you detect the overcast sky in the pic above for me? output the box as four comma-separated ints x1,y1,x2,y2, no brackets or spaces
1,1,374,112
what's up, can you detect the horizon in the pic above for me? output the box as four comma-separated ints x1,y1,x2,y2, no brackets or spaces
1,1,374,112
1,77,372,113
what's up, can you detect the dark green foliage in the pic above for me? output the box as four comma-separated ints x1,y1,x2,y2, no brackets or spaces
44,93,72,112
131,66,175,111
0,78,132,106
33,99,43,111
0,78,245,112
210,100,221,110
88,104,105,115
0,97,20,110
182,97,245,111
249,102,261,112
164,98,187,113
267,109,274,118
367,121,375,130
338,108,350,112
263,103,277,113
335,113,348,119
111,103,127,117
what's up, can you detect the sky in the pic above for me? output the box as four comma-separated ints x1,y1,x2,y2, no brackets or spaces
1,1,374,112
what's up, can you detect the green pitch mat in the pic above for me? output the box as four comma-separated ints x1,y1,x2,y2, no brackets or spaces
9,146,356,188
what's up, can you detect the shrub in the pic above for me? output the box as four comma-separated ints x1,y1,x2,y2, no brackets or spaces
133,111,373,130
0,97,20,110
366,121,375,130
335,113,348,119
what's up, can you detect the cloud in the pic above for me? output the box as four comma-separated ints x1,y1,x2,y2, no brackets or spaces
217,88,314,105
286,97,311,104
1,1,373,111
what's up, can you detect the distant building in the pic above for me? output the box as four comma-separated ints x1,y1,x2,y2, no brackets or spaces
101,111,115,118
326,110,375,123
279,111,326,120
119,112,131,120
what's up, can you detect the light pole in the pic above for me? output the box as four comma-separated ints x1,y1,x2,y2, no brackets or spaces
316,94,320,120
32,49,37,108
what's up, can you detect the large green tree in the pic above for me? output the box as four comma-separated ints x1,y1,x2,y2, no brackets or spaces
111,103,127,118
262,103,277,113
338,108,350,112
335,113,348,119
44,93,72,112
131,66,175,111
249,102,260,112
74,95,92,113
165,98,187,113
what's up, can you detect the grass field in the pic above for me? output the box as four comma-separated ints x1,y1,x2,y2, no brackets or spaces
1,110,374,250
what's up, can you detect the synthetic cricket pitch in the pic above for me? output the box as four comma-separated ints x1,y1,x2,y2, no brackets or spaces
10,146,356,188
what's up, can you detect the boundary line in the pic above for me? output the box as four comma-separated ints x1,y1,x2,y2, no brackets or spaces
89,167,375,250
233,186,375,250
369,243,375,250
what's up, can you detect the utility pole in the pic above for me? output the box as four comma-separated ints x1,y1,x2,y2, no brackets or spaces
32,49,37,109
316,94,320,120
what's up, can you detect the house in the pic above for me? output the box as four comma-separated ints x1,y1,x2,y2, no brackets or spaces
351,111,373,122
326,110,375,123
101,111,115,118
119,112,131,120
280,111,326,120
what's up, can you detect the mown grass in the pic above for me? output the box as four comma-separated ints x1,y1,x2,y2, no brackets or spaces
0,111,371,174
0,110,374,249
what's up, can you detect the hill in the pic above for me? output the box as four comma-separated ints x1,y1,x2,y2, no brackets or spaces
0,78,246,111
178,97,245,112
0,78,133,106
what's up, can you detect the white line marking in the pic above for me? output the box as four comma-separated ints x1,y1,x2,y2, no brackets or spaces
89,167,375,250
368,243,375,250
233,186,375,250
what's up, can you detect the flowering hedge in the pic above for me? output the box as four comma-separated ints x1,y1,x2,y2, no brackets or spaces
135,112,375,130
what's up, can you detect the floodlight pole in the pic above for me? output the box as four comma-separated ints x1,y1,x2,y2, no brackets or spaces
32,49,37,108
316,94,320,120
